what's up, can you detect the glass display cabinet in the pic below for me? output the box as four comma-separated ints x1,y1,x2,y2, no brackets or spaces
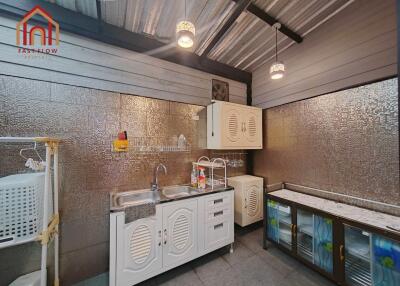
265,192,399,286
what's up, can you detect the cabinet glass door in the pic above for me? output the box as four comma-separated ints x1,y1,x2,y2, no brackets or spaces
296,209,333,274
267,199,292,250
372,234,400,286
344,225,372,286
314,215,333,274
297,209,313,263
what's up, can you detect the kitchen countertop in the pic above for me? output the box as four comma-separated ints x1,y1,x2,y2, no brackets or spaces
111,185,234,223
268,189,400,237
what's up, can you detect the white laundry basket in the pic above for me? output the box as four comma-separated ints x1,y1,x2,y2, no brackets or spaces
0,172,52,248
9,270,42,286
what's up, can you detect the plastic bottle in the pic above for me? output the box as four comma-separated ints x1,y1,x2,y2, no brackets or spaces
198,167,206,189
191,165,198,187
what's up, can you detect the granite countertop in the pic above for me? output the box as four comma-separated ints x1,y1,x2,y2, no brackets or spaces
269,189,400,236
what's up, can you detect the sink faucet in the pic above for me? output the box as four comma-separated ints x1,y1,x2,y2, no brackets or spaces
151,163,167,191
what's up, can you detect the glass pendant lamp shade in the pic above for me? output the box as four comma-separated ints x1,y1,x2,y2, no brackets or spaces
270,61,285,79
176,20,195,48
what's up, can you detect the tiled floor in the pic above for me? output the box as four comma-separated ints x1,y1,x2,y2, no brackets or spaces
76,224,336,286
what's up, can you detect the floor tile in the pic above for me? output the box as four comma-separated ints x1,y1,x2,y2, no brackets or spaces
192,253,231,283
200,267,241,286
279,269,336,286
232,254,285,286
220,241,255,267
256,243,299,277
236,227,264,253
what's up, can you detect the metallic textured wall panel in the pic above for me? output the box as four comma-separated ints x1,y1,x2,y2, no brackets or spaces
0,75,246,285
253,78,399,212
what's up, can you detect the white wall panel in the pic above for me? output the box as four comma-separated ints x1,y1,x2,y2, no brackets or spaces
252,0,397,109
0,16,246,106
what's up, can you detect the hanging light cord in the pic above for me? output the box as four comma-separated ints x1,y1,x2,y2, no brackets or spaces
275,27,278,62
185,0,187,19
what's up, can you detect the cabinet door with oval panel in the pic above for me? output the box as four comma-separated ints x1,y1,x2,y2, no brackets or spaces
243,108,262,148
162,199,198,269
117,214,162,286
221,103,243,147
245,184,263,225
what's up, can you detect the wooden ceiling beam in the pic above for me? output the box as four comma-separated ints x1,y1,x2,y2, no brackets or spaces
200,0,252,57
233,0,303,43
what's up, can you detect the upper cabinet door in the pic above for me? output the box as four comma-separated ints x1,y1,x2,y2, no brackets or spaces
207,101,262,149
243,108,262,148
221,104,243,147
162,200,198,269
117,214,162,286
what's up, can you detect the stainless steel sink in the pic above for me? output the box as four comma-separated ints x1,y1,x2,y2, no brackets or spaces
162,185,199,199
111,189,160,210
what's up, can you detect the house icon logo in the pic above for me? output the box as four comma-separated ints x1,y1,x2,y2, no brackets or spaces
16,5,59,55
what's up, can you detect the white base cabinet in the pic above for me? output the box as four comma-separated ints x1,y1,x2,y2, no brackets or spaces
110,190,234,286
227,175,264,227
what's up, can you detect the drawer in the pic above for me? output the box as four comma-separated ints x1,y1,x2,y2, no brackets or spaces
206,206,232,222
205,192,232,212
205,218,232,250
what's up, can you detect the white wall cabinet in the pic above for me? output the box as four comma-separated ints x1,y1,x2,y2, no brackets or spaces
207,100,262,149
110,190,234,286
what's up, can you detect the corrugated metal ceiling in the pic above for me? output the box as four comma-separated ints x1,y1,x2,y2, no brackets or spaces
44,0,353,72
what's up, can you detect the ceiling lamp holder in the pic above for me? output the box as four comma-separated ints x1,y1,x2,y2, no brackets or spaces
176,0,195,49
270,22,285,80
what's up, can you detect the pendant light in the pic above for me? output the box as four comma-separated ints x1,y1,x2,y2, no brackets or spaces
270,23,285,80
176,0,195,49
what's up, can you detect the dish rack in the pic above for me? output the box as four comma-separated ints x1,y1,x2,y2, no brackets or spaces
0,137,60,286
193,156,227,190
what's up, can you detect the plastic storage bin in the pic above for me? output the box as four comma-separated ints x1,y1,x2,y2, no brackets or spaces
0,172,51,248
9,270,42,286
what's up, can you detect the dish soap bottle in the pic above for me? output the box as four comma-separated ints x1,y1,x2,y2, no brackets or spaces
198,167,206,189
191,165,198,187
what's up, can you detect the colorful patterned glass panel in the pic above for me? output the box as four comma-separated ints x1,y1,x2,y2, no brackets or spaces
267,199,279,243
314,215,333,273
372,235,400,286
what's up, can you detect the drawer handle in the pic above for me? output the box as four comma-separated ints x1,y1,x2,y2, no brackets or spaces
164,229,167,245
214,198,223,204
214,223,223,229
214,211,223,217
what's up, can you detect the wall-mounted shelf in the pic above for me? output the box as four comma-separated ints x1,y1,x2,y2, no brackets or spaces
131,136,190,153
